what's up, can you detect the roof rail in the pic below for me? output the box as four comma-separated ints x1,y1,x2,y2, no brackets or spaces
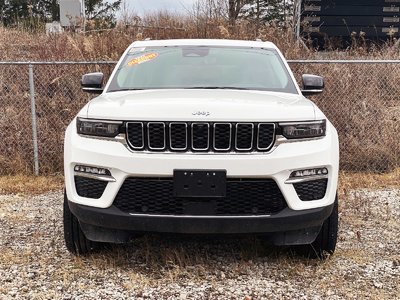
145,38,151,41
255,38,262,42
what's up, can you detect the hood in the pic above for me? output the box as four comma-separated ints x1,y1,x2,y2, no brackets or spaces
84,89,316,122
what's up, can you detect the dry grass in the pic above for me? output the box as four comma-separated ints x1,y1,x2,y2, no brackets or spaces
339,169,400,191
2,14,400,62
0,175,63,195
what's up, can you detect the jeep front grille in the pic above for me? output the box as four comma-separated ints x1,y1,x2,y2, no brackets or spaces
126,122,275,153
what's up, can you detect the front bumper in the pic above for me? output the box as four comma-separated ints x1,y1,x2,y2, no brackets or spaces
69,200,335,245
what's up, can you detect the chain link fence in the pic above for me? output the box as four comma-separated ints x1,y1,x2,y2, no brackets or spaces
289,60,400,173
0,61,399,175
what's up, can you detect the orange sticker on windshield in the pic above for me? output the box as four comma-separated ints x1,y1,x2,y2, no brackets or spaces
127,53,158,66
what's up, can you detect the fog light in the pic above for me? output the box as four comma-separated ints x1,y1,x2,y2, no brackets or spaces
290,167,328,178
74,165,111,176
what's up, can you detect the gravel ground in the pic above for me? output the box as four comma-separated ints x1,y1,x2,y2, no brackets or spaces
0,189,399,299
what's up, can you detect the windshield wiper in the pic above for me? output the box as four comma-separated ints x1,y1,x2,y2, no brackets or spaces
107,88,145,93
107,87,254,92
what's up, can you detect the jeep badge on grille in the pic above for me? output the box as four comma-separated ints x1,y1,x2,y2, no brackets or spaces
192,111,210,117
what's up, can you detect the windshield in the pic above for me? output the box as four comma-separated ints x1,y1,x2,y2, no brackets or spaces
107,46,298,94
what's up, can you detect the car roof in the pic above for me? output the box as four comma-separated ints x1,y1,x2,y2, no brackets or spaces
129,39,278,49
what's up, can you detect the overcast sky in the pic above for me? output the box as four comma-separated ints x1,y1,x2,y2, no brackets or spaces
121,0,197,15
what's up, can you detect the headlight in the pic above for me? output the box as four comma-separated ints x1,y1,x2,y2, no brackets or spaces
279,120,326,139
77,118,122,137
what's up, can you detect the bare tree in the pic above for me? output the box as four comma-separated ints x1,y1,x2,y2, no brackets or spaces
228,0,251,24
185,0,228,37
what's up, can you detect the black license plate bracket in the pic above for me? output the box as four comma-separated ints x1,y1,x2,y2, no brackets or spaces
173,170,226,198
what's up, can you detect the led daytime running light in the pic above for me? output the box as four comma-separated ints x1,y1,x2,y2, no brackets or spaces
74,165,111,176
290,168,328,178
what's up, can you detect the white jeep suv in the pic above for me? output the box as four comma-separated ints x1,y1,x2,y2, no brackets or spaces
64,39,339,257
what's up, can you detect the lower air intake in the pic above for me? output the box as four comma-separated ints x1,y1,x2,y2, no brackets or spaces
113,177,287,216
293,179,328,201
74,176,107,199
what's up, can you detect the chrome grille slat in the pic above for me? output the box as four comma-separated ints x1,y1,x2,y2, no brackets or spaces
147,122,166,150
170,122,188,151
235,123,254,151
213,123,232,151
126,121,275,153
126,122,144,150
257,123,276,150
192,123,210,151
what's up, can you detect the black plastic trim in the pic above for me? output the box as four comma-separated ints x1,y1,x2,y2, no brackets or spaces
69,201,334,235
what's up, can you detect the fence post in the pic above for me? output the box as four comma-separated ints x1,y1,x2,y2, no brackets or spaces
28,64,39,175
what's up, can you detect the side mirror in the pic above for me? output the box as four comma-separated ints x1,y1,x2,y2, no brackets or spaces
81,72,104,94
301,74,324,96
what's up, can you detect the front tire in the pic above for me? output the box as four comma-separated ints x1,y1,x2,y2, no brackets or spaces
63,191,97,255
295,195,339,259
